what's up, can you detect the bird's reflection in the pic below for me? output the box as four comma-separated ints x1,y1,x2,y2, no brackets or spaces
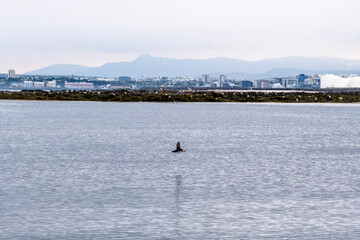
175,174,182,239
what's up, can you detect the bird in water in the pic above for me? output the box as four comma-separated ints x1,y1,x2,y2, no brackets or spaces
172,141,185,152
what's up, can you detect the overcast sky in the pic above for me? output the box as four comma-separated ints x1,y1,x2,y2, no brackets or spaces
1,0,360,73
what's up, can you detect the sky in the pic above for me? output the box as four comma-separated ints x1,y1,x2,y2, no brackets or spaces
1,0,360,73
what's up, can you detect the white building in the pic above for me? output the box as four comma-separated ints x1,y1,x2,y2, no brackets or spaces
23,81,34,88
46,80,57,88
65,81,94,90
33,82,45,88
320,74,360,88
8,69,15,78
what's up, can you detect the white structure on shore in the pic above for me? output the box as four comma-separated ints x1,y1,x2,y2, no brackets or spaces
320,74,360,88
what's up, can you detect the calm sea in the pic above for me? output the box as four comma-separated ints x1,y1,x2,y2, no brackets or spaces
1,101,360,239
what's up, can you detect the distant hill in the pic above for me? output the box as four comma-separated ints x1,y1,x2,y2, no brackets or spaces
26,54,360,79
27,64,95,76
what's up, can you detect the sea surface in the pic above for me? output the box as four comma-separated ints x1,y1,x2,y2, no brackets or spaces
1,101,360,239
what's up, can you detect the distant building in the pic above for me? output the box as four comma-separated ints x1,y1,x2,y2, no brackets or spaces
219,75,227,86
136,80,155,89
46,80,57,88
280,77,297,88
286,77,298,88
65,81,94,90
297,74,308,87
201,74,210,84
241,80,253,88
260,80,270,88
118,76,132,83
271,77,283,87
320,74,360,88
8,69,15,78
33,82,45,88
23,81,34,88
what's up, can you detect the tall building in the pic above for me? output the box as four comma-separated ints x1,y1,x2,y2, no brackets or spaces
8,69,15,78
201,74,210,84
219,75,227,87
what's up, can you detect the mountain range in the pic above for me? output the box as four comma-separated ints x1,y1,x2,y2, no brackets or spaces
26,54,360,79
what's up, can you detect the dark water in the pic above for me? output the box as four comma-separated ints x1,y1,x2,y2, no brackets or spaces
1,101,360,239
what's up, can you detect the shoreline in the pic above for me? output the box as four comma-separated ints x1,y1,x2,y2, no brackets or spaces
0,89,359,103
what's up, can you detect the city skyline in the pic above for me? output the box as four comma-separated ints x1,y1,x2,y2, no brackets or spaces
2,0,360,73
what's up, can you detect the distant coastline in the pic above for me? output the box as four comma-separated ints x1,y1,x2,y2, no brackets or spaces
0,89,359,103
